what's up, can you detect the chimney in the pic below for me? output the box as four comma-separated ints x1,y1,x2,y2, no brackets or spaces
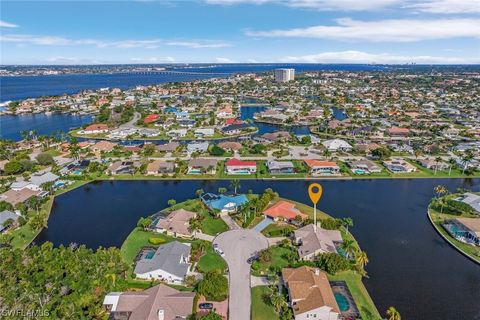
157,309,164,320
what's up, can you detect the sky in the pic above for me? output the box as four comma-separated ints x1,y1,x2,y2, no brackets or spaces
1,0,479,65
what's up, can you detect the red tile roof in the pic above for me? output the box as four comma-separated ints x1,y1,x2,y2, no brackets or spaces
264,200,307,220
226,158,256,167
85,124,108,131
304,160,338,168
144,114,161,123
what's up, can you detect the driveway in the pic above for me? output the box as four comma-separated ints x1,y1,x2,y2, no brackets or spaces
213,229,269,320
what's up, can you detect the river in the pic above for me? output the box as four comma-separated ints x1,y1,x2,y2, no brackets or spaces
36,178,480,320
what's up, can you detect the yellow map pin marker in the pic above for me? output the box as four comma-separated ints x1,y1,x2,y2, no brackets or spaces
308,183,323,205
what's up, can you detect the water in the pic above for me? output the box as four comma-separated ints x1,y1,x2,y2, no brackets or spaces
35,178,480,320
0,64,399,102
0,113,93,141
331,106,348,121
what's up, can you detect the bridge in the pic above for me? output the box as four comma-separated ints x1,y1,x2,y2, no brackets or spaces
125,70,233,76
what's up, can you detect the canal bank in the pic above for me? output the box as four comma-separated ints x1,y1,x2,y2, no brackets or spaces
34,178,480,320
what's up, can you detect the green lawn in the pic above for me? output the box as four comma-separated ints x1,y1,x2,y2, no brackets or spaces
163,199,229,235
252,245,297,276
261,223,295,237
428,210,480,263
197,245,227,273
120,228,175,265
328,271,382,320
251,286,279,320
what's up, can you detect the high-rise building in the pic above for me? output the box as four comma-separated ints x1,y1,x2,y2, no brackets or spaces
274,68,295,82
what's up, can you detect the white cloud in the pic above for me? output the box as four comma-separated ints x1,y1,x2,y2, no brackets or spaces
215,57,236,63
47,56,78,62
0,34,229,49
405,0,480,14
130,57,176,62
205,0,401,11
165,41,231,48
279,50,480,64
246,18,480,42
0,20,18,28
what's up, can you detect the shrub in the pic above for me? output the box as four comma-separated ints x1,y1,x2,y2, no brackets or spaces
320,218,343,230
148,237,166,245
36,153,54,165
315,253,351,275
197,271,228,301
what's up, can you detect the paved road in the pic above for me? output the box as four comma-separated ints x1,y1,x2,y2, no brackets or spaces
220,214,241,230
213,229,268,320
119,111,141,129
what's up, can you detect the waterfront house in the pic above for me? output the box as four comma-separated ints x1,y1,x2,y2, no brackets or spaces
225,158,257,175
29,172,60,187
134,241,191,283
187,158,218,175
0,210,20,233
157,141,180,153
217,105,234,119
0,188,42,207
146,160,175,175
260,131,292,143
79,123,109,135
267,161,295,174
201,193,249,213
444,218,480,246
294,224,343,261
383,158,417,173
417,158,449,171
187,141,209,154
455,193,480,214
194,128,215,138
102,284,195,320
263,200,307,223
322,139,352,152
304,160,341,176
221,123,251,135
10,181,41,192
347,159,382,174
282,266,340,320
167,129,187,138
155,208,197,238
107,161,134,175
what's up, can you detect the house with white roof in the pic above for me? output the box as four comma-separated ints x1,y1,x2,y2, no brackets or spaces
322,139,352,152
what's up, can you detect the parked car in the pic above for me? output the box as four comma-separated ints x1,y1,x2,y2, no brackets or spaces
214,247,225,257
198,303,213,310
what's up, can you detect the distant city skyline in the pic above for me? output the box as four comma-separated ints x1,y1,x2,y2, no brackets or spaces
1,0,479,65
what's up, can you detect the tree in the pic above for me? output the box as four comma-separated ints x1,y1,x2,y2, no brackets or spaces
68,137,81,160
342,217,353,234
218,187,227,194
28,213,48,230
198,311,222,320
340,239,356,260
196,189,205,198
270,293,287,312
434,156,442,175
258,248,272,263
198,271,228,301
142,144,156,157
372,147,391,160
230,179,241,194
461,150,474,174
4,160,23,175
356,251,369,269
188,218,201,233
386,306,401,320
167,199,176,206
36,153,54,165
137,217,152,230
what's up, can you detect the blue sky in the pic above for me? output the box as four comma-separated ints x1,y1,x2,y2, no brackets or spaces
1,0,479,64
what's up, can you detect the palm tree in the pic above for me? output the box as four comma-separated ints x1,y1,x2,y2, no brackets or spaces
270,293,286,312
195,189,205,198
448,158,456,175
230,179,241,194
434,185,447,198
434,156,442,175
340,239,356,260
342,217,353,234
356,251,369,269
386,306,401,320
188,218,202,234
461,150,474,174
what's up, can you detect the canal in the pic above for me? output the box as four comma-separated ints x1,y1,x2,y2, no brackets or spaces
36,178,480,320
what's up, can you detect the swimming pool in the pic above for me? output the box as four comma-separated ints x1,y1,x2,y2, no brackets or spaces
334,292,350,312
144,251,155,259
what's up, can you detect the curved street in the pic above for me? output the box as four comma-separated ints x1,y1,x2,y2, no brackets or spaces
213,229,269,320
